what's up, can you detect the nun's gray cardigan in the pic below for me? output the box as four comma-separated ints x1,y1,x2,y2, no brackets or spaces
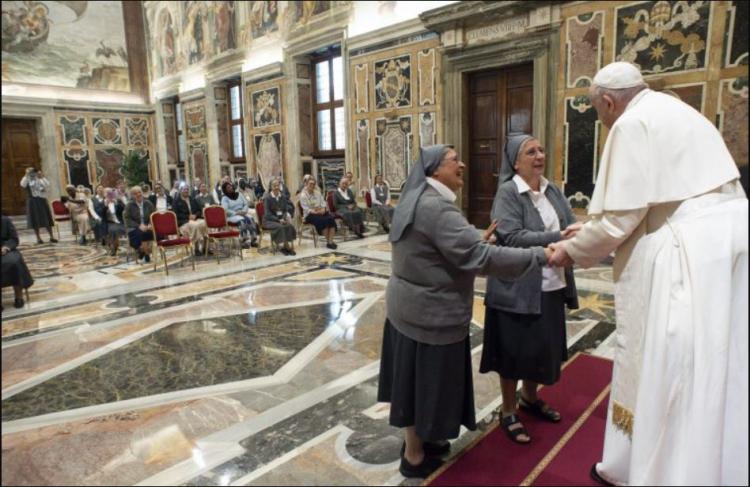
387,186,547,345
485,180,579,314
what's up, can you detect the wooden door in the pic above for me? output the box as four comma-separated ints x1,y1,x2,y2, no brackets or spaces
468,64,533,227
2,118,41,216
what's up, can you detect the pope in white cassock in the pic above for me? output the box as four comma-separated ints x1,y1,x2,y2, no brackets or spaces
549,62,748,486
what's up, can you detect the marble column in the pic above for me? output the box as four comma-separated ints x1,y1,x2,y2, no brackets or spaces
204,83,222,186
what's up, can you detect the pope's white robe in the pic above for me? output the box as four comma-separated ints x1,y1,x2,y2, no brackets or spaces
564,89,748,485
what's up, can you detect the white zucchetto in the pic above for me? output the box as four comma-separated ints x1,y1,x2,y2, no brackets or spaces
593,62,645,89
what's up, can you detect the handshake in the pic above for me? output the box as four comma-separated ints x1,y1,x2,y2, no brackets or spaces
482,220,581,268
544,222,582,267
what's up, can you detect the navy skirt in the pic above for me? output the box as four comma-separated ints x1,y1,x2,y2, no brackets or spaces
377,319,476,441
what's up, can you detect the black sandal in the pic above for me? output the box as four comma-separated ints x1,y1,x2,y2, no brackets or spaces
519,396,561,423
501,413,531,444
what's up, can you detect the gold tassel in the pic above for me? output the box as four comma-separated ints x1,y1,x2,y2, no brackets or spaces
612,400,634,438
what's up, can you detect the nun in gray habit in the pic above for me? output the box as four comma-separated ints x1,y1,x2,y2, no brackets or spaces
377,144,549,478
480,134,579,444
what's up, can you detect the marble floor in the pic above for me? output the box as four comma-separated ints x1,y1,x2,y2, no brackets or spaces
1,221,616,486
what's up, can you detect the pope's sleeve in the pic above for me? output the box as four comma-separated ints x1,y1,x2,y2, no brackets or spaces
562,208,647,268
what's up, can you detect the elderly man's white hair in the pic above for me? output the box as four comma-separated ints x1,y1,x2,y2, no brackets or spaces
590,62,647,104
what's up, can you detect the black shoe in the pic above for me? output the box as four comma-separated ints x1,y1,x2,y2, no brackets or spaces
250,239,259,248
399,453,444,479
590,464,614,486
288,249,296,256
109,249,116,256
356,232,365,239
382,224,390,233
326,242,336,250
144,254,151,263
137,250,145,260
279,248,289,255
37,239,44,244
49,238,58,243
400,440,451,457
13,297,24,308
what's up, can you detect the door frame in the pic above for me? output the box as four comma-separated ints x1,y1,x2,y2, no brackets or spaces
441,30,559,215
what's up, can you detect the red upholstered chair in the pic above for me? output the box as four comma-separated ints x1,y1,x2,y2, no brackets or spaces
363,190,378,225
296,200,318,248
203,206,242,264
326,190,349,238
149,210,195,275
255,199,276,253
51,200,71,240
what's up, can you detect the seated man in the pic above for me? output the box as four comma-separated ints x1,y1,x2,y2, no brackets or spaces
149,182,174,211
333,177,366,238
124,186,154,263
1,215,33,310
173,184,209,256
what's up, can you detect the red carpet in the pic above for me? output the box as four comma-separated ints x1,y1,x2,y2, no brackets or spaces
427,353,613,486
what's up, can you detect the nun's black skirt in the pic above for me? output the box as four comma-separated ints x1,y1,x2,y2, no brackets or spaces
377,319,476,442
480,289,567,385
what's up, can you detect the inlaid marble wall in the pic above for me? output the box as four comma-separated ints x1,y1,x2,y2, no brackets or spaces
556,1,749,209
181,98,209,184
54,111,156,189
245,78,286,187
348,37,441,195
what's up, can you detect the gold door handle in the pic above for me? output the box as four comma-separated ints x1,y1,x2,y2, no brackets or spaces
479,144,490,149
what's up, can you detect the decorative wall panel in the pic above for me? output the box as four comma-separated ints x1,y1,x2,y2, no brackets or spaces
417,49,436,106
63,148,91,189
60,116,87,145
215,99,230,162
251,87,281,128
374,55,411,109
125,118,150,146
662,83,704,113
94,147,126,188
184,104,207,140
376,116,412,192
724,1,748,68
188,142,209,183
563,96,599,202
355,120,370,188
354,64,369,113
614,1,711,75
419,112,436,148
162,102,178,165
316,158,345,193
93,118,122,145
718,77,749,168
566,12,604,88
254,132,283,188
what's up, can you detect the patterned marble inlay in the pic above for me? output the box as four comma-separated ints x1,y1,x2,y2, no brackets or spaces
718,77,749,167
15,241,120,278
419,112,436,147
184,104,207,140
251,87,281,128
724,1,749,68
614,1,711,75
60,115,87,145
663,82,705,113
317,158,345,193
566,11,604,88
254,132,283,188
354,63,369,113
125,118,149,146
63,148,91,188
1,300,361,422
93,118,122,145
374,55,411,109
563,95,599,202
417,48,436,106
188,142,209,183
356,119,370,190
376,116,412,192
94,147,126,188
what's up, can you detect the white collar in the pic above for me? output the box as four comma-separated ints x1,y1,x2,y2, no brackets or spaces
513,174,548,194
426,177,457,202
337,188,351,199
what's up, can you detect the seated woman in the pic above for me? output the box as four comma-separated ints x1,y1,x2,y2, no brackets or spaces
195,183,217,208
99,188,126,256
1,215,33,310
370,174,395,233
299,177,338,250
82,187,105,245
63,185,91,244
238,179,257,211
262,178,297,256
124,186,155,263
333,177,366,238
221,181,259,248
173,184,209,255
148,183,173,211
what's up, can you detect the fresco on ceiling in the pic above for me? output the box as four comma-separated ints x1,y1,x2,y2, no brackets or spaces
1,0,130,91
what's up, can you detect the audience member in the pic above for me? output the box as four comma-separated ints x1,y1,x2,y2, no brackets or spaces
174,185,209,255
262,178,297,255
370,174,395,233
195,183,218,208
124,186,154,263
333,177,366,238
221,181,259,248
299,177,337,249
19,167,56,244
1,215,33,310
63,185,91,244
149,182,173,211
100,188,126,256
